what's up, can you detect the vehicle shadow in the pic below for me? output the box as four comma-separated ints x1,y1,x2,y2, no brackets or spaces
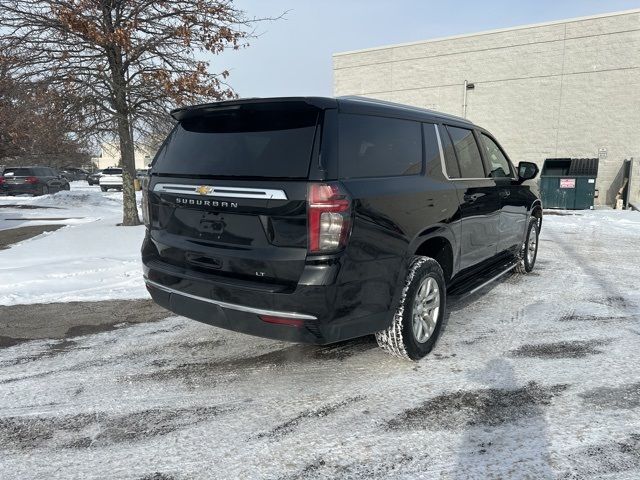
452,358,557,479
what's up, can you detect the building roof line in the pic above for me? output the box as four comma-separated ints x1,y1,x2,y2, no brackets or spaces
333,8,640,57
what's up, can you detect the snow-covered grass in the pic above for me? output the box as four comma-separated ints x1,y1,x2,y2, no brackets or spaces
0,182,148,305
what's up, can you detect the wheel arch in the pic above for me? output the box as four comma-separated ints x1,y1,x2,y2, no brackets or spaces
410,226,457,284
530,199,543,231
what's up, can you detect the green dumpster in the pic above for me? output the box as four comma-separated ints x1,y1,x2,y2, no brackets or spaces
540,158,599,210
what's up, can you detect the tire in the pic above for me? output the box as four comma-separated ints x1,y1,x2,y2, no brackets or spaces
41,185,49,196
63,183,70,191
375,256,446,361
516,217,539,273
100,186,108,192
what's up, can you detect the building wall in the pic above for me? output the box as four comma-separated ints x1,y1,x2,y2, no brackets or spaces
333,10,640,206
94,143,154,171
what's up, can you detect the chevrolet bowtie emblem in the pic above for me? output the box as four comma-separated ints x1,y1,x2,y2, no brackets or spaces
196,185,213,196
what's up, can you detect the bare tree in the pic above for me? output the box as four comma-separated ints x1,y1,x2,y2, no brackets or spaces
0,55,91,167
0,1,268,225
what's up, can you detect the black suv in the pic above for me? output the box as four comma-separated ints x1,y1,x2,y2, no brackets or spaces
61,167,90,181
0,166,70,196
142,97,541,360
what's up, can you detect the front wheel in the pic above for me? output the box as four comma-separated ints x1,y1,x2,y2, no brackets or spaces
516,217,539,273
63,183,70,191
40,185,49,196
375,256,446,361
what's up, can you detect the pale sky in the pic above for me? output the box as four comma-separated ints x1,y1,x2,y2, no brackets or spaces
214,0,640,98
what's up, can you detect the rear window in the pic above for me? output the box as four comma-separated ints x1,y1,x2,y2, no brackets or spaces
3,168,34,176
339,114,422,178
102,168,122,175
153,103,320,178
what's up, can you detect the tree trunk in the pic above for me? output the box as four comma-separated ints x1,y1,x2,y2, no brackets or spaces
117,112,141,226
101,3,141,227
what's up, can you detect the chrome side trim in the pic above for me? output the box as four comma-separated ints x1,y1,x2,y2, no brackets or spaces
434,124,448,180
145,279,317,320
153,183,288,200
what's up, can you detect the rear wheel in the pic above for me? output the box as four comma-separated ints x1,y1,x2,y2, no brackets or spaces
63,183,70,191
40,185,49,196
516,217,539,273
100,186,108,192
375,256,446,361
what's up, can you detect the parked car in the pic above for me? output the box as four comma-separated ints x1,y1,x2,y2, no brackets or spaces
142,96,542,360
99,167,123,191
61,167,90,181
0,166,70,196
87,170,103,185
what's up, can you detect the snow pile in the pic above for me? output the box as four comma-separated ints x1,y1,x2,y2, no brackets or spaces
0,182,148,305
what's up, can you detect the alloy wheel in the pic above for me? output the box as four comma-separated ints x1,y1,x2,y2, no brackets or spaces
412,276,440,343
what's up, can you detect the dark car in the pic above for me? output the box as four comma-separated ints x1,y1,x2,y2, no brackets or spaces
0,166,70,196
61,167,90,181
142,96,542,360
87,170,103,185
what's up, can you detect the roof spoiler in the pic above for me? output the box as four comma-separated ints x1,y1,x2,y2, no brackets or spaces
170,96,338,121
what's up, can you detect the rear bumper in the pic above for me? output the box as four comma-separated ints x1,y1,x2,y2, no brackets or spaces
143,258,392,345
145,279,325,343
0,185,40,195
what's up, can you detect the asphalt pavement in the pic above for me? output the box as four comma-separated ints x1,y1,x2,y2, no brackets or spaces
1,211,639,479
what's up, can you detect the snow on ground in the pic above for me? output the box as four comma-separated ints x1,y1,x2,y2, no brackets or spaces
0,207,639,479
0,182,148,305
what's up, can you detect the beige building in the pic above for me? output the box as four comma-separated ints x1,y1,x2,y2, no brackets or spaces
333,9,640,206
93,142,155,170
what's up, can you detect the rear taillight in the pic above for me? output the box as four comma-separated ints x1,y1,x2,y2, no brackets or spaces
141,176,150,226
307,183,351,254
25,176,39,184
0,177,5,185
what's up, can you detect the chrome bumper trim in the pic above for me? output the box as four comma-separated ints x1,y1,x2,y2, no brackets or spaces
145,279,317,320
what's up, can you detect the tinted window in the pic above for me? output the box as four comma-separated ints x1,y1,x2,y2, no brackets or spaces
480,133,512,178
446,126,485,178
339,114,422,178
102,168,122,175
154,103,320,178
3,168,34,176
422,124,443,179
438,125,461,178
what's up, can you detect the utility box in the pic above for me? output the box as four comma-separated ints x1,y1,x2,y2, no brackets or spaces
540,158,599,209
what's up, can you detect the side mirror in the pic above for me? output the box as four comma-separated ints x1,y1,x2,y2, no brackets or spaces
518,161,539,182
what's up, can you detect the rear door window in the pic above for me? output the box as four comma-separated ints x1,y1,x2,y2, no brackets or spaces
339,114,422,178
446,126,485,179
422,124,443,179
438,125,461,178
153,103,320,178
